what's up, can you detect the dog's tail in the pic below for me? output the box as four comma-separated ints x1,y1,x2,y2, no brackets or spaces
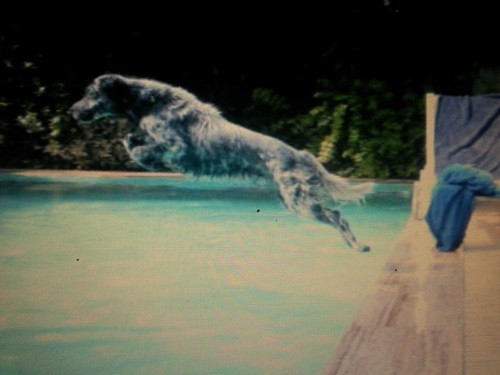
324,173,375,204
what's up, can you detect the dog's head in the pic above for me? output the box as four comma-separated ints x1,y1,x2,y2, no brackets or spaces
70,74,134,124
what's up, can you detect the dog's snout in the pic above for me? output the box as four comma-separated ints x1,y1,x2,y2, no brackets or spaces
69,99,97,123
68,103,79,119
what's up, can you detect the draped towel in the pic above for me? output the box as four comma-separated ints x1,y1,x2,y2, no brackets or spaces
425,164,499,251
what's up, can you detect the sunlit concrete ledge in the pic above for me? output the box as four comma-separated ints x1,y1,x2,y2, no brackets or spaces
324,201,499,375
0,169,185,179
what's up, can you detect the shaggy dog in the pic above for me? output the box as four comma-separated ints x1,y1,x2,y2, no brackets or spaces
70,74,374,251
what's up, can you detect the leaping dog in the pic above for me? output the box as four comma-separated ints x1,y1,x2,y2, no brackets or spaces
70,74,374,251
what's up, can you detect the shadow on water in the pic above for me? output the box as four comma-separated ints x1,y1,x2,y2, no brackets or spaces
0,174,412,207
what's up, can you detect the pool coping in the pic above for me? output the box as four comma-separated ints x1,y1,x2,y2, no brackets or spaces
323,202,499,374
0,169,415,185
0,169,186,179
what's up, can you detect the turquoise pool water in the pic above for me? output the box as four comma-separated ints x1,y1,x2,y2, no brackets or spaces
0,174,412,375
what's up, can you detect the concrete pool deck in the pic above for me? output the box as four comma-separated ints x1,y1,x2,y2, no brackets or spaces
324,198,500,375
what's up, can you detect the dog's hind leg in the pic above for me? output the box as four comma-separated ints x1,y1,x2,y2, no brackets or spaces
273,170,370,252
310,204,370,252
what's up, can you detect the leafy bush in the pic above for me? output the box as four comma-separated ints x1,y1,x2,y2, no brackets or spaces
0,34,424,178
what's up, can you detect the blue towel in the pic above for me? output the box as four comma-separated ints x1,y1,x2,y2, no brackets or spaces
434,95,500,178
425,164,498,251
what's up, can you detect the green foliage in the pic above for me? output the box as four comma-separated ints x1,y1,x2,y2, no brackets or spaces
0,33,425,178
316,104,347,164
251,88,290,112
268,79,425,179
0,34,141,170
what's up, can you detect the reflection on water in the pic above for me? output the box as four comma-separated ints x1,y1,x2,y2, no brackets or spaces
0,175,411,374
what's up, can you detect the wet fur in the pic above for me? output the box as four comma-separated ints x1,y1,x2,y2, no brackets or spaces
70,74,373,251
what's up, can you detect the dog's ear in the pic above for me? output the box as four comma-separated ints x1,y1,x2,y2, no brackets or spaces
99,75,134,109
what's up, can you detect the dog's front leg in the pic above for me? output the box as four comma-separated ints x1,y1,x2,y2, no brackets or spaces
139,116,188,166
123,143,165,171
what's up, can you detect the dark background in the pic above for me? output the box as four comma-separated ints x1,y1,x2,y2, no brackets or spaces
5,3,498,98
1,2,498,176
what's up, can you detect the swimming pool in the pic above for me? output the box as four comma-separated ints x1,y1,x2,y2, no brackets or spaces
0,173,412,374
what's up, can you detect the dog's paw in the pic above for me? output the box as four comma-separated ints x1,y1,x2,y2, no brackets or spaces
358,244,371,252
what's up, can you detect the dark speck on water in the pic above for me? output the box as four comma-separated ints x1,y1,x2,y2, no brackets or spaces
256,209,260,212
